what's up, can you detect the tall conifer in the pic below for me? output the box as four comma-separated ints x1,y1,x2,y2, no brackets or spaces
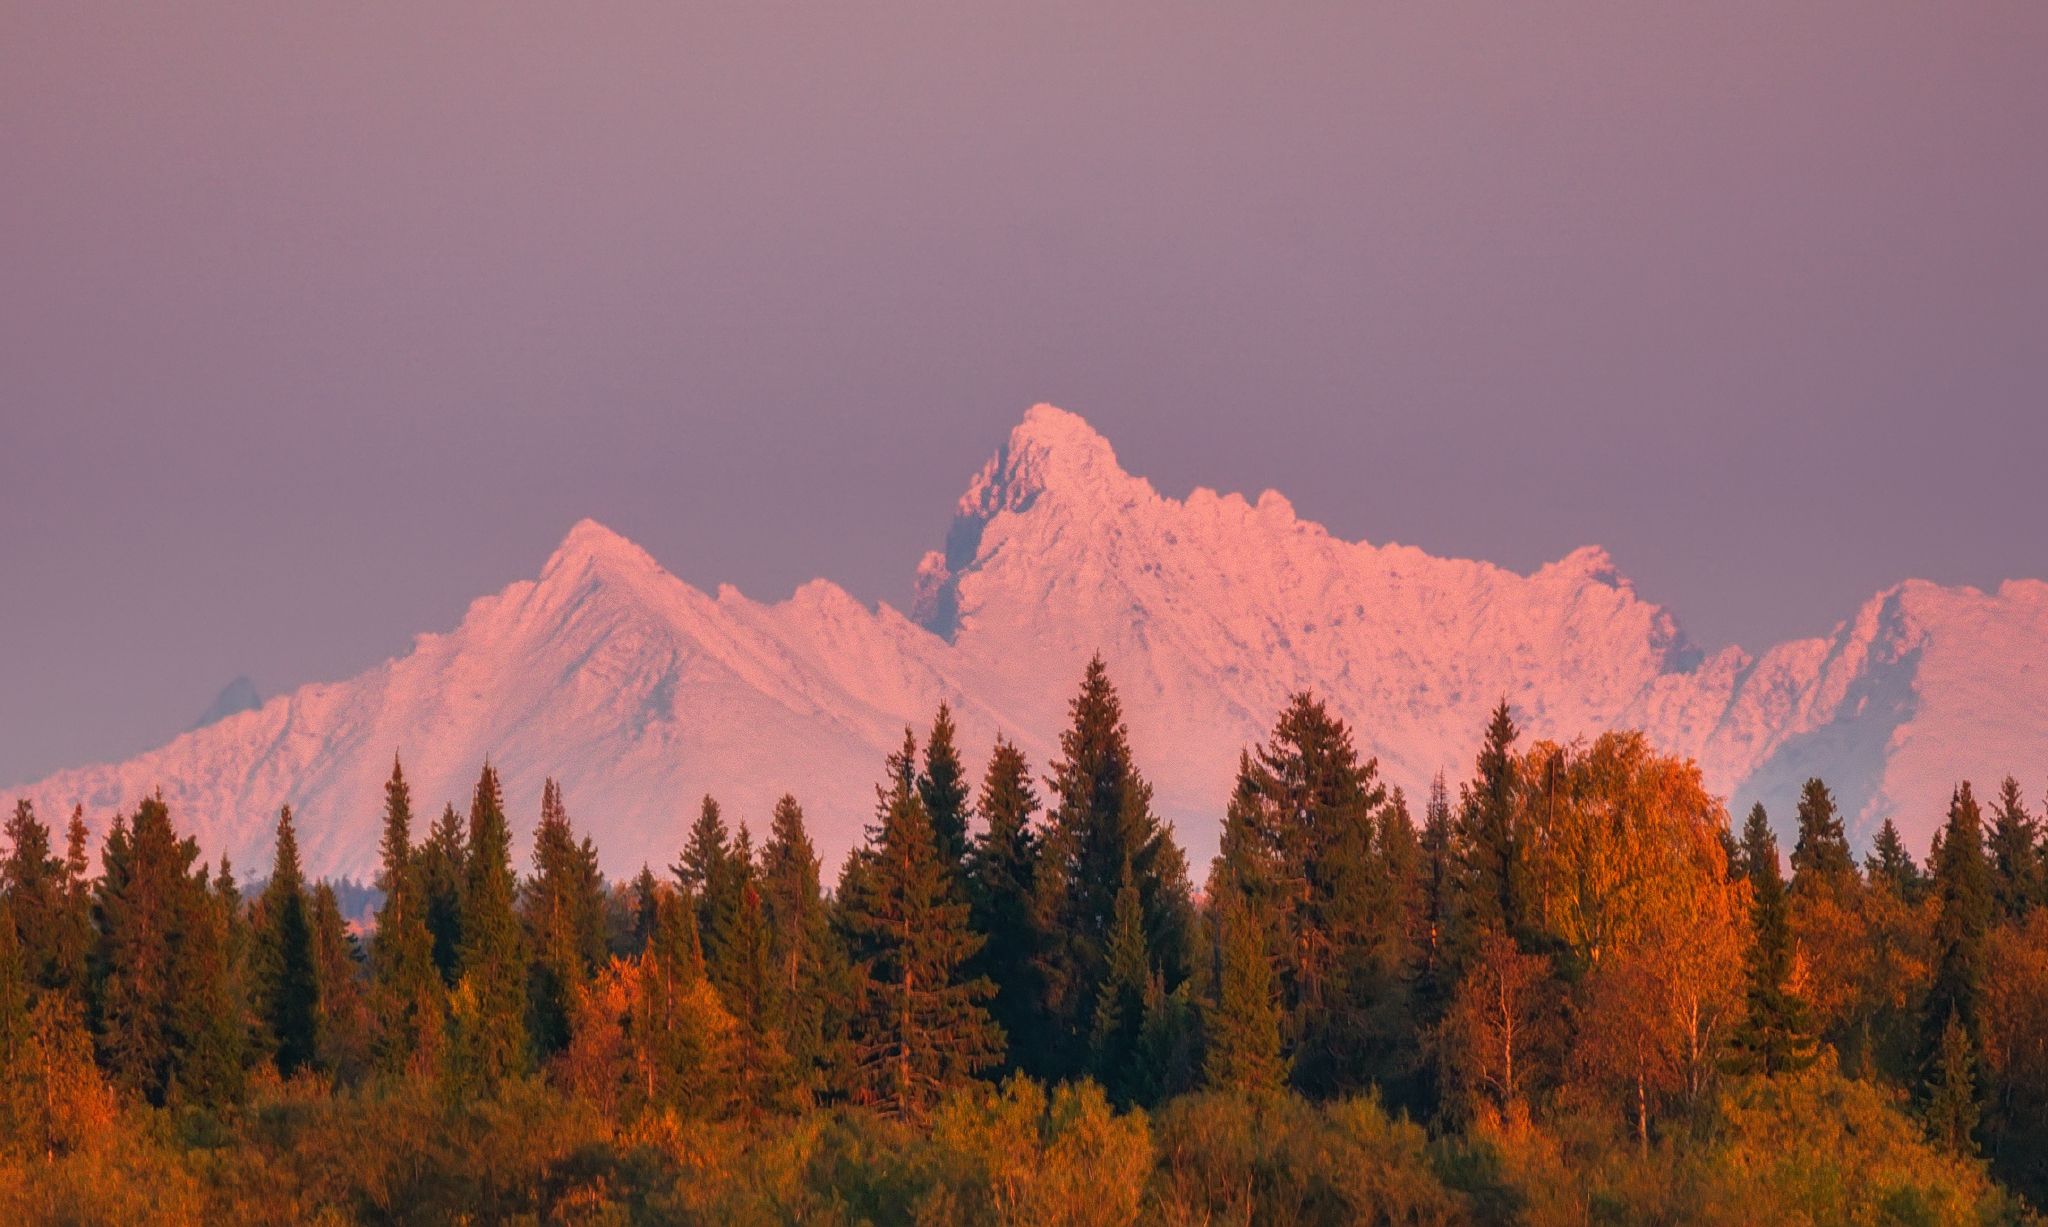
966,737,1044,1074
842,732,1001,1121
452,764,528,1087
1726,804,1816,1075
252,806,319,1077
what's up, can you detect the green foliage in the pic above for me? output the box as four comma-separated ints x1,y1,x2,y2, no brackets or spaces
1727,803,1818,1076
452,764,529,1090
1791,777,1859,898
965,736,1045,1075
521,777,607,1061
840,731,1002,1121
369,757,444,1079
1037,657,1197,1080
918,702,973,881
252,805,319,1078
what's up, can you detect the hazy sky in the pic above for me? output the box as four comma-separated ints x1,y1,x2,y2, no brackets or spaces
3,4,2045,787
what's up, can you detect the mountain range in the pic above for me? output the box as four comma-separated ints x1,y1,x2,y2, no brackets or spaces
12,405,2047,880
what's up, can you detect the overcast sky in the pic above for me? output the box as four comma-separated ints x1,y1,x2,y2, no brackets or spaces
3,3,2044,787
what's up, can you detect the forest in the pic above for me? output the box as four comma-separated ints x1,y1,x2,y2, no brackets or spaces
0,656,2043,1224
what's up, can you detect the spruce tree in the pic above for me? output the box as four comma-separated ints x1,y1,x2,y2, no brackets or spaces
171,859,246,1108
1089,860,1153,1105
418,802,467,987
0,900,31,1067
1921,784,1992,1082
1038,656,1196,1079
759,795,836,1096
632,885,735,1116
93,796,219,1105
1454,701,1522,949
453,763,529,1088
1726,804,1816,1075
53,806,94,1004
370,757,443,1076
1790,777,1857,897
1987,776,2042,920
629,865,660,957
1415,774,1457,1019
965,737,1044,1074
310,881,369,1082
674,796,745,985
523,778,607,1059
842,732,1001,1121
1925,1009,1981,1155
918,702,974,882
1204,887,1286,1094
3,800,67,994
1868,817,1923,900
252,806,319,1078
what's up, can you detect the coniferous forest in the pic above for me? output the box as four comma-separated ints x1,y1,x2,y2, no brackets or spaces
2,657,2045,1224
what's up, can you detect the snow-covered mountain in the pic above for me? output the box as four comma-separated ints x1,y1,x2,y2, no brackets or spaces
12,405,2047,880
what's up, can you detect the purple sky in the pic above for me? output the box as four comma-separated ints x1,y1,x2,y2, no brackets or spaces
3,5,2045,788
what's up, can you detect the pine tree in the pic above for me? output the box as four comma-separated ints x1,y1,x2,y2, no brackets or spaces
251,805,319,1078
52,807,94,1005
1037,656,1196,1079
452,763,529,1088
1921,784,1992,1083
629,885,735,1116
759,795,836,1096
1203,887,1286,1094
1925,1009,1981,1155
0,900,30,1067
171,858,246,1108
965,736,1044,1074
369,757,444,1077
1211,692,1401,1096
629,865,660,957
918,702,974,882
523,778,607,1059
1790,777,1857,897
674,795,745,985
93,796,223,1105
1453,701,1522,949
842,732,1001,1121
1987,777,2042,920
418,801,467,987
1089,859,1153,1105
310,882,369,1082
1867,817,1924,900
1726,804,1816,1075
3,800,67,995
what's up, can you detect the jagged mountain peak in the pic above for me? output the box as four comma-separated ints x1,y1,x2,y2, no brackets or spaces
13,405,2047,880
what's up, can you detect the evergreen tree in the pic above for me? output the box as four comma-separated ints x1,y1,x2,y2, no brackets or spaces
918,702,974,882
1208,692,1403,1096
369,757,443,1077
523,778,607,1060
0,900,31,1067
52,806,94,1004
1089,859,1153,1105
1868,817,1924,900
1037,657,1196,1079
418,801,467,987
965,736,1044,1074
630,885,735,1116
1204,887,1286,1094
1921,784,1993,1081
1987,777,2042,920
93,797,224,1105
674,796,745,985
1925,1009,1981,1155
2,800,67,994
1726,804,1816,1075
628,864,660,956
310,881,370,1082
452,763,529,1088
1453,701,1522,949
759,795,836,1096
841,732,1001,1121
251,806,319,1078
171,858,246,1108
1790,778,1857,897
721,844,794,1114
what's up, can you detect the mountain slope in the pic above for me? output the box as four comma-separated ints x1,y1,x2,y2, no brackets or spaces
13,405,2046,879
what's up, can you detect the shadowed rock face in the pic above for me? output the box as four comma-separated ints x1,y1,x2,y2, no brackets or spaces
15,405,2048,880
189,677,264,732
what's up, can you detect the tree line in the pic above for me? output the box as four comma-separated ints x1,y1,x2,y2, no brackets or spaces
0,655,2044,1222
